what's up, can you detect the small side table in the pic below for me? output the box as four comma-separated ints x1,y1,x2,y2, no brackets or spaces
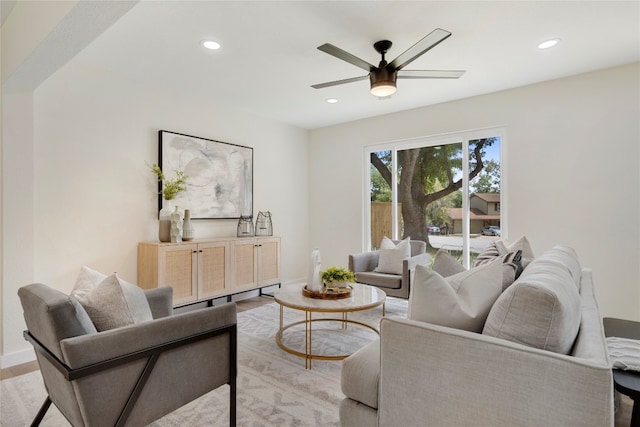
603,317,640,427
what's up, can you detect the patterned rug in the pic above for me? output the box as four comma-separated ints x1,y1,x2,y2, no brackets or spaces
1,298,408,426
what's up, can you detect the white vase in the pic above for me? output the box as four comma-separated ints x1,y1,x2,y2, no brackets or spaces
158,199,174,242
170,206,183,243
182,209,194,241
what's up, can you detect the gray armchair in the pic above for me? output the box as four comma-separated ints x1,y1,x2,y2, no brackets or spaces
18,283,237,427
348,240,430,299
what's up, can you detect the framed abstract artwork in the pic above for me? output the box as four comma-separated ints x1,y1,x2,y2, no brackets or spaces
159,130,253,219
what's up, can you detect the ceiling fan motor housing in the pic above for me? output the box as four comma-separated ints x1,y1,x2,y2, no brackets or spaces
370,67,397,96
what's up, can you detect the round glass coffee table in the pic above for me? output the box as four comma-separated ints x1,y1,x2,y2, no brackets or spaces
274,283,386,369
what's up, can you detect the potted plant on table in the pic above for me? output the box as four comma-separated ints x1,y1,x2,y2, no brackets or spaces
321,267,356,289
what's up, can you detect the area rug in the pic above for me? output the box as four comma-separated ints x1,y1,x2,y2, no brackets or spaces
1,297,408,426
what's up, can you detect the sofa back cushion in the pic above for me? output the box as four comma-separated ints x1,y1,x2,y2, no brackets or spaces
409,261,511,332
482,246,582,354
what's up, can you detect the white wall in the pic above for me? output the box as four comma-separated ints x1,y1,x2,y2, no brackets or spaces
309,63,640,321
1,57,310,365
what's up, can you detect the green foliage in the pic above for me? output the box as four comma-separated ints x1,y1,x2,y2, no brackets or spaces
371,137,499,241
321,266,356,284
370,166,392,202
471,159,501,193
149,162,187,200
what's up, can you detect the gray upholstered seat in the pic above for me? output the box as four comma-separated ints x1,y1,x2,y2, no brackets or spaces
18,283,237,427
348,239,430,299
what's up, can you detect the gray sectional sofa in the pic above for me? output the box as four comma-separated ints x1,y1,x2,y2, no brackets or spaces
340,245,614,426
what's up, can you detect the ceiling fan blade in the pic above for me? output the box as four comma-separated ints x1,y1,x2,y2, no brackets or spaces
398,70,466,79
311,75,369,89
388,28,452,71
317,43,375,72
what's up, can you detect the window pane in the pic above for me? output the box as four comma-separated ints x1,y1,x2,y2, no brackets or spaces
469,137,501,262
397,142,462,250
370,150,393,249
365,132,502,264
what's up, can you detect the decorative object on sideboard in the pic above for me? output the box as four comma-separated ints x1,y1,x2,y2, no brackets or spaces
149,162,187,242
255,211,273,236
237,215,254,237
159,130,253,219
170,206,183,243
182,209,194,241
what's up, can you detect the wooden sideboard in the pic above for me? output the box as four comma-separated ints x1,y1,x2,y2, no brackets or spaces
138,236,281,306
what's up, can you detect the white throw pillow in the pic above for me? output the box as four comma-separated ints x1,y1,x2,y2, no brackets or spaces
408,261,506,332
375,236,411,275
73,270,153,332
432,249,466,277
71,266,108,302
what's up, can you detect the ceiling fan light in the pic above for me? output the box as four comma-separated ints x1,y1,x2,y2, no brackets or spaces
370,69,397,97
370,82,397,97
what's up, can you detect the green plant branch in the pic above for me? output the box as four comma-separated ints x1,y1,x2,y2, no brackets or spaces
148,162,187,200
321,266,356,284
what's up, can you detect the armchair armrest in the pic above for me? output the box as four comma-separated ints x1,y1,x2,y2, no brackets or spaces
402,252,430,278
378,317,613,427
60,302,236,369
144,287,173,319
349,251,380,273
55,303,237,426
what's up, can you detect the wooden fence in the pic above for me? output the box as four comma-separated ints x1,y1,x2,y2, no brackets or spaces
371,202,402,248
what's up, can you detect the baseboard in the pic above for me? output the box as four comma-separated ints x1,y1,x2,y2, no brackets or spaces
1,347,36,369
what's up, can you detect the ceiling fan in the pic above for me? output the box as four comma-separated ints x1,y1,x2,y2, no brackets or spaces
311,28,465,97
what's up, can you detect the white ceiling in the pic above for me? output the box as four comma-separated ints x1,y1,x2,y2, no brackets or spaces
56,1,640,129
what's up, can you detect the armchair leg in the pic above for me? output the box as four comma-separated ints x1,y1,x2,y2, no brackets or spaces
31,397,52,427
230,379,236,427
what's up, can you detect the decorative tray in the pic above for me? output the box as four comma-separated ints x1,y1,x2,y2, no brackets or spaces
302,284,352,299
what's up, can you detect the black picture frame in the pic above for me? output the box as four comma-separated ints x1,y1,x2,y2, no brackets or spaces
158,130,253,219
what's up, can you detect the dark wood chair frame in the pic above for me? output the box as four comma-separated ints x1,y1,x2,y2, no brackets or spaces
24,323,237,427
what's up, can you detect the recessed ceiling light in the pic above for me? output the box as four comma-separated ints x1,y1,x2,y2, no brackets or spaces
327,98,338,104
202,40,221,50
538,38,560,49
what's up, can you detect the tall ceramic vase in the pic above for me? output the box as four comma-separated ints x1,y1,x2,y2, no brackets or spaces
158,199,174,242
182,209,194,241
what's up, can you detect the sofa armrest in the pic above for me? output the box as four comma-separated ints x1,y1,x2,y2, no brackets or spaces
378,317,613,427
144,287,173,319
349,251,380,273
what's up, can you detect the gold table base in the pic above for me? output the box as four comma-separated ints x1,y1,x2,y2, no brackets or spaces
275,303,384,369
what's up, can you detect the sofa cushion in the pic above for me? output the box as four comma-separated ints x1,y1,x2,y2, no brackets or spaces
71,266,108,301
408,261,512,332
75,273,153,331
473,236,535,269
482,247,581,354
354,271,402,289
341,339,380,409
375,236,411,275
471,241,502,267
497,235,536,268
432,249,466,277
433,248,522,290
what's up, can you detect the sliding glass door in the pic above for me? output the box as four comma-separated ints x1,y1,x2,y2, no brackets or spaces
366,129,503,267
